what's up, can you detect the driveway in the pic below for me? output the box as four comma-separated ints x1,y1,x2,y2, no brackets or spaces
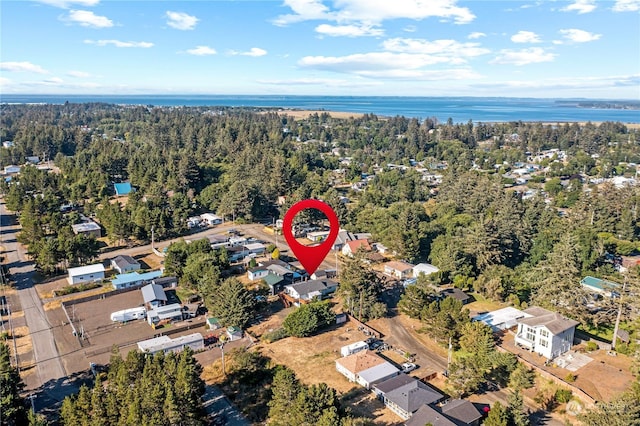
202,385,250,426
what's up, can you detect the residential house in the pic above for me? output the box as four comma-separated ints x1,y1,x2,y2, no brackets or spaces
141,283,167,309
514,306,579,360
67,263,105,285
335,350,400,389
111,255,140,274
580,276,621,298
137,333,204,355
206,317,221,330
405,400,482,426
200,213,223,226
263,273,285,295
25,156,40,164
111,270,163,290
473,307,532,332
71,221,102,238
244,242,266,256
307,230,330,243
114,182,134,196
413,263,439,278
373,374,444,420
146,303,183,325
248,266,270,281
342,239,372,257
285,279,338,302
439,288,471,305
3,165,21,174
152,276,177,289
384,261,415,279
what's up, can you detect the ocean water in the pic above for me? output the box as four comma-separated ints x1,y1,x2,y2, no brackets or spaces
1,94,639,124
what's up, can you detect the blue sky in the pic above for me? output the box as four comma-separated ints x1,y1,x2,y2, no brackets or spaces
1,0,639,98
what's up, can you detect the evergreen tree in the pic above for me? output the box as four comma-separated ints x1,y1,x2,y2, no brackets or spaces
207,278,256,329
0,342,28,426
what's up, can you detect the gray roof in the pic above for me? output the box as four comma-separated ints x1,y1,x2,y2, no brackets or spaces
267,264,292,276
141,283,167,304
405,404,456,426
112,255,139,270
440,288,470,303
375,374,444,414
152,276,177,287
286,279,337,298
520,306,579,334
440,399,483,424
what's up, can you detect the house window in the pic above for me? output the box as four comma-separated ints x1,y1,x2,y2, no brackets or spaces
540,339,548,348
526,327,536,341
540,329,549,338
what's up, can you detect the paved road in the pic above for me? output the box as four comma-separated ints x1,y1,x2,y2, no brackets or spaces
0,201,68,391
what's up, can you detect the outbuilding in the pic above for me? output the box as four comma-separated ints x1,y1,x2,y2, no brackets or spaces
68,263,105,285
340,341,369,357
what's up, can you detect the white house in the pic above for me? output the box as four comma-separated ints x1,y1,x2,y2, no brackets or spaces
68,263,105,285
285,279,338,302
137,333,204,355
383,261,414,279
413,263,439,278
247,266,270,281
340,341,369,357
200,213,223,226
335,351,399,390
341,239,372,257
514,306,579,360
110,255,140,274
71,221,102,238
580,276,621,298
243,243,266,255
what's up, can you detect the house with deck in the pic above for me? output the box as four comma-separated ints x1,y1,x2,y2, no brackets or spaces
514,306,578,359
373,374,444,420
285,279,338,302
335,350,399,389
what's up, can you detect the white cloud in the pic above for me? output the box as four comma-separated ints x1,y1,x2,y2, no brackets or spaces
43,77,64,85
274,0,475,27
35,0,99,8
84,39,154,48
315,23,384,37
67,10,113,28
258,77,380,88
478,74,640,92
613,0,640,11
229,47,268,57
166,11,199,30
468,32,486,39
490,47,556,65
0,61,48,74
0,77,12,86
511,31,541,43
403,25,417,33
382,38,490,58
559,29,601,43
186,46,217,56
561,0,597,14
67,70,91,78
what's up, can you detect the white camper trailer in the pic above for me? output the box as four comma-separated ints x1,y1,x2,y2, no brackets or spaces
110,307,147,322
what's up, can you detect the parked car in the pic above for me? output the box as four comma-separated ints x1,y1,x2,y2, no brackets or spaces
401,362,417,373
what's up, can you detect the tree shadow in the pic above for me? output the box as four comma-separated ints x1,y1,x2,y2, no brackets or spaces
28,369,93,421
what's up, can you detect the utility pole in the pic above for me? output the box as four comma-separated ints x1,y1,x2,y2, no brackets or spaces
220,342,226,376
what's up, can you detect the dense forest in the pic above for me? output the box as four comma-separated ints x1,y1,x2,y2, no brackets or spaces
2,103,640,424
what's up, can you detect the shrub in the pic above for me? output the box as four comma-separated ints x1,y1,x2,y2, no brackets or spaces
555,389,573,403
564,373,576,383
585,341,598,352
261,328,289,343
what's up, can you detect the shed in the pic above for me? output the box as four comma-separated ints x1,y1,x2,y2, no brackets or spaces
207,317,221,330
68,263,105,285
226,326,243,341
137,333,204,355
147,303,183,325
200,213,223,226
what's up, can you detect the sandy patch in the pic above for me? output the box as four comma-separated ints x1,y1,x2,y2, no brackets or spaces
262,110,366,120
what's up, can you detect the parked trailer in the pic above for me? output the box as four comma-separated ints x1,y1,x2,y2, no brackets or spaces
110,307,147,322
340,341,369,357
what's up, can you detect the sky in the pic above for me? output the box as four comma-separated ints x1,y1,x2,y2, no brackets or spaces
1,0,639,98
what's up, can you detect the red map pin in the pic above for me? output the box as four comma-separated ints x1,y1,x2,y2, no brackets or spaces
282,199,339,276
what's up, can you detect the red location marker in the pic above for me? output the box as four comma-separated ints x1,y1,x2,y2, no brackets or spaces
282,199,339,276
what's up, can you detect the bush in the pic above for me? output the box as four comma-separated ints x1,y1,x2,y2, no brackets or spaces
555,389,573,403
261,328,289,343
564,373,576,383
54,282,101,296
585,341,598,352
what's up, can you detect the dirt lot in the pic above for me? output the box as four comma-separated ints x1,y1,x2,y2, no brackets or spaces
501,332,634,403
253,320,403,425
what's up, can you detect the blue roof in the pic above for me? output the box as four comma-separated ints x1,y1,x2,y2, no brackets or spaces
114,182,133,196
112,270,162,286
580,276,620,290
